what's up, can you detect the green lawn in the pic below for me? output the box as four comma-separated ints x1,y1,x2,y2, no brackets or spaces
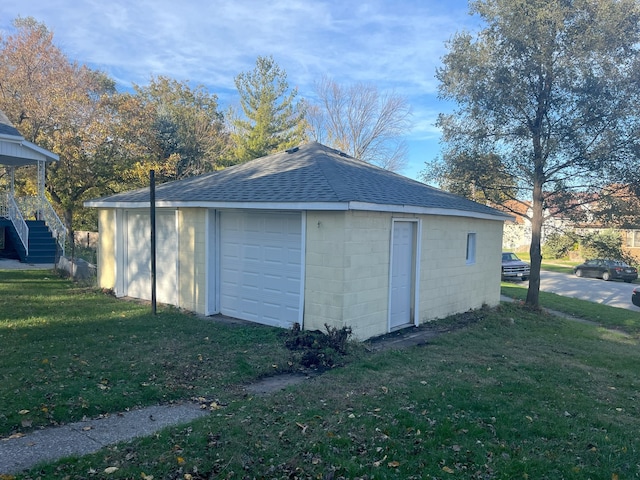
2,270,640,479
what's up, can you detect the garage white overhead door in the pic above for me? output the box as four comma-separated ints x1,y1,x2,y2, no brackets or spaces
220,211,302,328
125,210,177,305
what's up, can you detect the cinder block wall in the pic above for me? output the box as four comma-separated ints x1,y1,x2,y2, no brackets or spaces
419,216,503,321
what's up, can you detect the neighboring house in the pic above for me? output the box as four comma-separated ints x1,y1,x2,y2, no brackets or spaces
501,200,531,251
85,142,512,340
624,229,640,261
0,110,65,263
499,193,640,263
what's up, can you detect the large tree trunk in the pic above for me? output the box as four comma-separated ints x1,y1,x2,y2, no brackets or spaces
526,172,545,308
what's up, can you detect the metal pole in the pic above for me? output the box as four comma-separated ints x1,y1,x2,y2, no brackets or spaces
150,170,157,315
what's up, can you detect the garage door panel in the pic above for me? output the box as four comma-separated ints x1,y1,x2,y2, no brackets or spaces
220,211,302,328
125,211,177,305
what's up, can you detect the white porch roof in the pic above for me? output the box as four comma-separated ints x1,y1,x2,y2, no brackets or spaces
0,110,58,166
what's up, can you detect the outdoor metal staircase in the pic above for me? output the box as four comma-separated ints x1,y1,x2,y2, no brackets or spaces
25,220,59,263
0,193,65,264
0,219,59,264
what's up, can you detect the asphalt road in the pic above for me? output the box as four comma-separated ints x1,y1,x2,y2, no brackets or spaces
528,270,640,312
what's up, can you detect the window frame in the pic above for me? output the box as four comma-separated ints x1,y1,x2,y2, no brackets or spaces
466,232,477,265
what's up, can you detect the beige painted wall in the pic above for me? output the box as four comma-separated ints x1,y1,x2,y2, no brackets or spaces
96,207,208,314
305,210,393,341
304,211,347,332
419,216,503,322
341,211,393,340
97,209,116,290
177,208,207,314
305,211,504,340
98,207,503,340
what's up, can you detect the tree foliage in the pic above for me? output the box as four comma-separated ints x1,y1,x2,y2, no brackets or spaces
308,77,412,172
541,232,578,259
432,0,640,307
0,17,137,239
133,76,230,183
230,56,307,161
579,230,632,264
423,151,516,204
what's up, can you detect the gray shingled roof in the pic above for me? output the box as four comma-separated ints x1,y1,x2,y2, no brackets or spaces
0,110,23,138
86,142,510,220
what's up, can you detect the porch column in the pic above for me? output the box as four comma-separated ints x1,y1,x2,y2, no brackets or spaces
37,160,45,219
9,166,15,195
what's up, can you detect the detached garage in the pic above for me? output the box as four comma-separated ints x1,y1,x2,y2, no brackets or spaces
86,142,511,340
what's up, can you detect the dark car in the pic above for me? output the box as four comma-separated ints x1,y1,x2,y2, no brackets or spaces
633,286,640,307
573,259,638,283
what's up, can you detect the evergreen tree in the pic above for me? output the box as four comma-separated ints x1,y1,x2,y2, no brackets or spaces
231,56,306,161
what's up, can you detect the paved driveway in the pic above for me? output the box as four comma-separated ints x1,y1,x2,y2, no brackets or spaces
535,270,640,312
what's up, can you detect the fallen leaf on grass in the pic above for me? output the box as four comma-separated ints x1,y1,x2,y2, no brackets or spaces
18,410,29,415
442,466,454,473
388,460,400,468
373,455,387,467
104,466,119,474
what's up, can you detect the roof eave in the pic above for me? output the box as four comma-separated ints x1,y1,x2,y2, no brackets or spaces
83,199,514,221
21,140,59,162
348,202,514,222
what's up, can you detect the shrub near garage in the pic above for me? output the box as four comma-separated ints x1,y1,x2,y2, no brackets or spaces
283,323,355,370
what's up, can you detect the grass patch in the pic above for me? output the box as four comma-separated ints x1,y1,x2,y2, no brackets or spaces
0,270,292,437
514,252,579,275
2,271,640,478
501,282,640,334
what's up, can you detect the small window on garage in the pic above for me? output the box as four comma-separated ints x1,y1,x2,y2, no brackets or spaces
466,232,476,265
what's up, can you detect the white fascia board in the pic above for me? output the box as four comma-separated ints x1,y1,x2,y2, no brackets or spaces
0,137,58,163
348,201,515,222
0,133,24,142
83,199,514,222
21,140,59,162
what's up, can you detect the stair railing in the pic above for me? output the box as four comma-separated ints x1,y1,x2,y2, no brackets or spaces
5,192,29,256
15,195,66,257
39,197,66,257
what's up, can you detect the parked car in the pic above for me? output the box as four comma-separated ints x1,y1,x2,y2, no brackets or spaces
502,252,530,281
573,259,638,283
633,286,640,307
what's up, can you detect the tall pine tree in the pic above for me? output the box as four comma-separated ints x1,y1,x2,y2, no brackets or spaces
231,56,306,161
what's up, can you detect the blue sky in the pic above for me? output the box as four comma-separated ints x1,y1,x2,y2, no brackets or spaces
0,0,481,180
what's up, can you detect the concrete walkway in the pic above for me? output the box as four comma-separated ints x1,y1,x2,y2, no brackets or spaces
0,403,209,474
0,258,55,270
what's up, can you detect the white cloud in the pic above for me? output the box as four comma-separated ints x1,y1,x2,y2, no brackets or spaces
0,0,477,179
